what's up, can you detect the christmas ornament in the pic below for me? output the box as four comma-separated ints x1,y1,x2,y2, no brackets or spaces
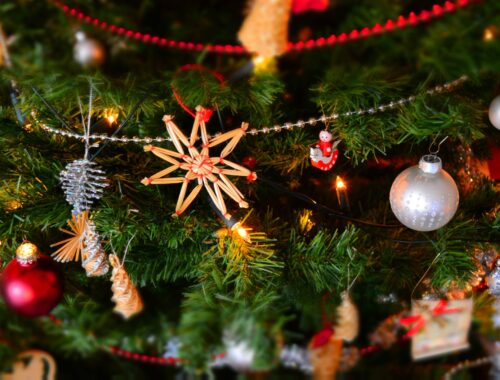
51,211,109,277
308,329,342,380
309,131,340,171
334,291,359,342
400,299,472,360
222,333,256,372
338,346,361,372
369,313,401,349
238,0,292,57
81,219,109,277
74,31,105,67
292,0,329,14
389,154,459,231
141,106,257,219
469,245,498,288
0,242,63,317
487,262,500,297
488,95,500,130
109,254,143,319
59,159,108,215
280,344,312,373
1,349,56,380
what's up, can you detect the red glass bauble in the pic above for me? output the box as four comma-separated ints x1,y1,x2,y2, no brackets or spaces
242,155,257,170
0,254,64,317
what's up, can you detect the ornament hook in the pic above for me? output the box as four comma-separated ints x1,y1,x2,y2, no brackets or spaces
109,232,137,268
428,135,449,156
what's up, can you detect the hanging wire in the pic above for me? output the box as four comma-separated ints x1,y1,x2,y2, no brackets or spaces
428,135,449,155
88,89,151,160
32,86,76,132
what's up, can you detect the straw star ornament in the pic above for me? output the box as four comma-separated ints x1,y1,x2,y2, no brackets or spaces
141,106,256,218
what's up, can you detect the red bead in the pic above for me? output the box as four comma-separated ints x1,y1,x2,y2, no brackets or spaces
408,12,418,24
361,27,371,36
0,254,64,318
432,4,443,15
384,20,395,30
349,30,359,39
419,10,431,20
444,1,456,11
338,33,347,42
397,16,406,27
327,35,336,44
372,23,383,33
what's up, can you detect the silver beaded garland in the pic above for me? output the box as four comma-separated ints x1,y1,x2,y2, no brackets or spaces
60,159,108,215
74,31,105,67
389,155,459,232
489,95,500,130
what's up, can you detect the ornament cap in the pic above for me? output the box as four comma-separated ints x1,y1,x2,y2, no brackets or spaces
419,155,442,174
16,242,40,265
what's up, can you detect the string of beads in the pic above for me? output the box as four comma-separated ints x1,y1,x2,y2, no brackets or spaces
36,75,469,144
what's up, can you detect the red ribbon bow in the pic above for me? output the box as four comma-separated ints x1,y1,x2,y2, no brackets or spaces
399,300,461,337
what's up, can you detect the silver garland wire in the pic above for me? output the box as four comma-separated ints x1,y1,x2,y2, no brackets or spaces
82,219,109,276
59,159,108,215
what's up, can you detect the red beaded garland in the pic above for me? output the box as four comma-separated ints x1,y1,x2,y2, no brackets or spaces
53,0,471,54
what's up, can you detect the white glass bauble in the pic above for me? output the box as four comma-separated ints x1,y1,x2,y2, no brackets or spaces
489,95,500,130
74,31,105,67
389,155,459,232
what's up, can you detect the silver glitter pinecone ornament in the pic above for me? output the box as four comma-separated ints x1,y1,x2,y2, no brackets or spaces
60,159,108,215
74,31,105,67
489,95,500,130
390,154,459,232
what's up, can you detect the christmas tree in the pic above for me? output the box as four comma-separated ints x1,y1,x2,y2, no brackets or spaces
0,0,499,378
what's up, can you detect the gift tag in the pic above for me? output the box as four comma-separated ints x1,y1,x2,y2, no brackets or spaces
1,349,56,380
404,299,473,360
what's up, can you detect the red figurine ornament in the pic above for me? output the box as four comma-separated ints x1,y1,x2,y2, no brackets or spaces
310,130,340,171
0,242,64,317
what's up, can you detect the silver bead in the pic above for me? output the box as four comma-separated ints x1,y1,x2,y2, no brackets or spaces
389,155,459,231
488,95,500,130
74,31,105,67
